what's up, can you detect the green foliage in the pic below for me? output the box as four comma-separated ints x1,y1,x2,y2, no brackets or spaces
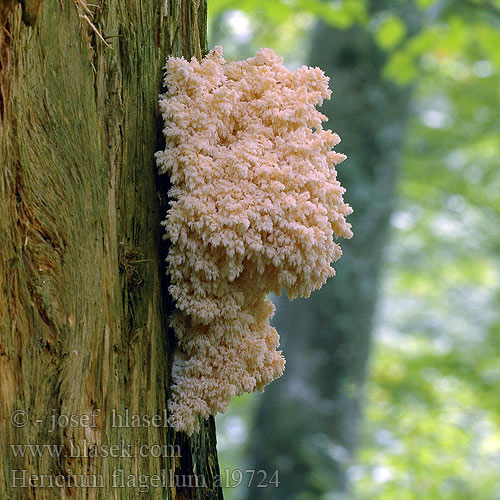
374,14,407,49
211,0,500,498
350,4,500,496
208,0,368,64
209,0,368,28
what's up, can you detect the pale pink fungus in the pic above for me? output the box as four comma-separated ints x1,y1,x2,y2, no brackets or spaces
156,46,352,435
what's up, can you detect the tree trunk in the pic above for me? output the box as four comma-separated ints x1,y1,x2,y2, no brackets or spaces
0,1,222,499
247,5,417,498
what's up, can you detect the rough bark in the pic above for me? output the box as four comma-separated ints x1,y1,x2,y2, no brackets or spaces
0,1,222,499
247,4,417,498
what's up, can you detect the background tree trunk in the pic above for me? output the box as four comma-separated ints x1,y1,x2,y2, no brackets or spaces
247,3,417,497
0,1,222,499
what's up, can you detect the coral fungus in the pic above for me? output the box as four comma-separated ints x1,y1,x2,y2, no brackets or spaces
156,46,352,435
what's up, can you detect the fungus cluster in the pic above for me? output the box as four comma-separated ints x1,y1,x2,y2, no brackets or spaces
156,46,352,435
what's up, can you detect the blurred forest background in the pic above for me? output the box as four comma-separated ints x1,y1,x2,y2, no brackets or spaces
208,1,500,499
